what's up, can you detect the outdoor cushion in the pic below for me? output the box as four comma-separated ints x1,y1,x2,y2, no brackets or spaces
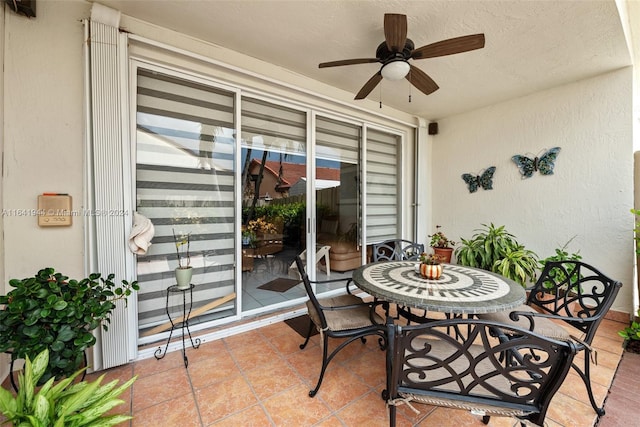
479,305,572,341
306,294,383,332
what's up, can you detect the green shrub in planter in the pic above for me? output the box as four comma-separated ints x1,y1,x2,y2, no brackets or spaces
0,348,136,426
538,237,583,291
0,268,138,384
455,223,538,287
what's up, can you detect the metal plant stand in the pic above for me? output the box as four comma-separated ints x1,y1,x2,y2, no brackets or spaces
154,284,201,367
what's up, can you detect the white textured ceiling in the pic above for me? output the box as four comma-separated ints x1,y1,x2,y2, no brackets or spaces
93,0,632,120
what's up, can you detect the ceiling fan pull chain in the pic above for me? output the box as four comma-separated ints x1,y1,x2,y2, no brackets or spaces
408,71,412,103
379,84,383,109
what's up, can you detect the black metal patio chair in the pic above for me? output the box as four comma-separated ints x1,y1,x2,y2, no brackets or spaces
385,317,578,427
371,239,424,262
476,260,622,415
371,239,431,323
294,255,387,397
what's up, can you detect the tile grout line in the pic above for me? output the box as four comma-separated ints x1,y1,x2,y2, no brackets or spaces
185,361,205,427
219,336,278,426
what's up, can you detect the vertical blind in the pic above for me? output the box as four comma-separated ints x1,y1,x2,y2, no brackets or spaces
135,69,237,332
366,128,400,243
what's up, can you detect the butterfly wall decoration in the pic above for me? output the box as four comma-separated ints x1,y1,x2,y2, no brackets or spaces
461,166,496,193
511,147,561,179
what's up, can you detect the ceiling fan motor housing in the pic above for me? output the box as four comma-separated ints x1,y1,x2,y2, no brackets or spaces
376,39,415,64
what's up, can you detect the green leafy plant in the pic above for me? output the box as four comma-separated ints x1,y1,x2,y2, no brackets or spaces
618,310,640,341
428,225,456,248
538,237,583,291
455,223,539,287
619,310,640,353
0,348,136,426
493,246,539,287
0,268,139,384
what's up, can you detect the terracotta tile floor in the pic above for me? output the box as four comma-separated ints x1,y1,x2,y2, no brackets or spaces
79,315,628,427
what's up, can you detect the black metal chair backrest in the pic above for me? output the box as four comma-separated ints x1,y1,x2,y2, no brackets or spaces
526,260,622,342
295,255,329,330
386,318,577,427
372,239,424,262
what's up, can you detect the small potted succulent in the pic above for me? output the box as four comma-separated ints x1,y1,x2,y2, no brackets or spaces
428,225,456,263
417,252,444,280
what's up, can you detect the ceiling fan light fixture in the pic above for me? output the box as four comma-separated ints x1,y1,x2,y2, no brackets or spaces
381,60,410,81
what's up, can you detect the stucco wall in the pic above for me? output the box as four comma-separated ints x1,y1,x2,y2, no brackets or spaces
430,68,634,315
3,1,89,283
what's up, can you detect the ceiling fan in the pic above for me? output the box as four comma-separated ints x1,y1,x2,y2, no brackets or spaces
319,13,485,100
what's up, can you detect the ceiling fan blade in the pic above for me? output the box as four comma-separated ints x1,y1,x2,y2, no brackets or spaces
355,72,383,100
406,65,439,95
319,58,379,68
411,34,485,60
384,13,407,52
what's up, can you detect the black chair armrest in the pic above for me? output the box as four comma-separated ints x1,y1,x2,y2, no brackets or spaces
508,310,589,328
308,277,353,286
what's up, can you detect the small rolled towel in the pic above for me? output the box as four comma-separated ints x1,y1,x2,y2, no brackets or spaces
128,212,155,255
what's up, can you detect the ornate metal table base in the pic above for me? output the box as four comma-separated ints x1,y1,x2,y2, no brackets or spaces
154,284,201,368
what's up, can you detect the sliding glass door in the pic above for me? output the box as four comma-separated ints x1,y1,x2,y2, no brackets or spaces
240,97,307,312
134,68,238,338
131,65,406,338
314,116,362,292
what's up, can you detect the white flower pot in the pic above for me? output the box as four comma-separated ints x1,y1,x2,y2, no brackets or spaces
175,267,193,289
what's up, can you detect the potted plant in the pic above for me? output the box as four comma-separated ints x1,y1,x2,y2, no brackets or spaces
0,268,138,385
0,348,137,426
538,237,582,292
455,223,538,287
241,228,257,247
417,252,443,280
428,225,456,263
173,228,192,289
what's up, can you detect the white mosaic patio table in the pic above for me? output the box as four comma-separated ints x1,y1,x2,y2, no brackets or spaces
352,261,525,315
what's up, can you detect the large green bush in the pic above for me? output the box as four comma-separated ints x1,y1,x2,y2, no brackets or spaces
0,268,138,384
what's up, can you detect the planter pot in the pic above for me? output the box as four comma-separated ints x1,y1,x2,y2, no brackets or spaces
420,263,443,280
175,267,193,289
432,247,453,263
624,339,640,354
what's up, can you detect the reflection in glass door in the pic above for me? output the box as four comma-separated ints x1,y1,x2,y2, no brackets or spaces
314,117,362,293
240,97,307,312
